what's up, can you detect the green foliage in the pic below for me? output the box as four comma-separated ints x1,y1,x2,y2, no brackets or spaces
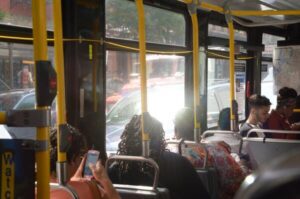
106,0,185,46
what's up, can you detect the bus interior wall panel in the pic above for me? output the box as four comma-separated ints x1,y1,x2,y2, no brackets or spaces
62,0,79,127
246,28,263,116
62,0,107,158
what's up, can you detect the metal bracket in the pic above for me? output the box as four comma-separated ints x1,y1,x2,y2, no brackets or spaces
6,109,51,127
187,0,199,15
35,140,49,152
19,139,48,152
59,124,73,152
224,0,233,24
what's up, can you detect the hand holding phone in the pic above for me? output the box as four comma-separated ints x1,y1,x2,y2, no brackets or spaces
83,150,100,178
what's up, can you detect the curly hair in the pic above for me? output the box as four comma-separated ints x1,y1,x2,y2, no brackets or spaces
50,124,87,173
277,87,297,108
116,113,166,182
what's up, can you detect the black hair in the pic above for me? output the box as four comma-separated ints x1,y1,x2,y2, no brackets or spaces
50,124,87,173
277,87,297,108
117,113,166,180
248,94,271,109
218,107,231,130
174,107,194,141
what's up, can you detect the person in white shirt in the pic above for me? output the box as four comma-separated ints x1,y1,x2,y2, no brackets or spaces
240,94,271,137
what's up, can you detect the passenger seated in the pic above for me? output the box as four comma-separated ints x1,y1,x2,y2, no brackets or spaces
50,125,120,199
240,94,271,137
264,87,300,139
50,125,88,182
108,113,210,199
218,107,231,130
173,107,248,199
289,95,300,124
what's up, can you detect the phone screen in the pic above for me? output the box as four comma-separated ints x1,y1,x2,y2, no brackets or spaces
83,151,99,177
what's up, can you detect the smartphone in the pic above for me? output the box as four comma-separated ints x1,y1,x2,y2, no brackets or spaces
83,150,100,178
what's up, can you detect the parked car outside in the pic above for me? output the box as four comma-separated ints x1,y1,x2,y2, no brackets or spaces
106,83,232,153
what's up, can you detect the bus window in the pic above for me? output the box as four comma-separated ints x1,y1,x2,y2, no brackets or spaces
105,0,186,46
106,50,185,152
0,0,54,30
261,33,285,109
207,58,246,128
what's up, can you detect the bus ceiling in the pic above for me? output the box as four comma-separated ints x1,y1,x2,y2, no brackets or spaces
179,0,300,28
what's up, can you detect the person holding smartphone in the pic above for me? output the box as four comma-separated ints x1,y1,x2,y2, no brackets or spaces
50,125,120,199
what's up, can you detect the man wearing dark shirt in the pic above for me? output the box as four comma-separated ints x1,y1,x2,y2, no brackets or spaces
240,94,271,137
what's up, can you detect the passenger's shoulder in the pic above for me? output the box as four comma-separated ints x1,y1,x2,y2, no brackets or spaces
239,123,252,137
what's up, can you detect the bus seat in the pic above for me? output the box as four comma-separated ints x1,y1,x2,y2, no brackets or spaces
234,150,300,199
242,129,300,169
106,155,170,199
166,140,219,199
201,130,242,153
196,168,219,199
114,184,169,199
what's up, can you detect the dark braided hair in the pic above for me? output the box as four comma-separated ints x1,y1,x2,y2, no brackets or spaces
277,87,297,108
116,113,166,184
50,124,87,173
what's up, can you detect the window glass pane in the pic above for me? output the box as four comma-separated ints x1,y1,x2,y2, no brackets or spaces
0,0,54,29
261,34,284,109
207,58,246,128
208,24,247,41
105,0,186,46
262,33,284,58
106,50,185,152
0,43,55,126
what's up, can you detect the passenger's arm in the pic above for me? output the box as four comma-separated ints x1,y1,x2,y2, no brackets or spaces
89,161,121,199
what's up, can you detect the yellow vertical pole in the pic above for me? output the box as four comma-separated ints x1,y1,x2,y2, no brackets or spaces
228,19,236,130
190,12,201,142
135,0,149,157
53,0,67,184
32,0,50,198
0,112,6,124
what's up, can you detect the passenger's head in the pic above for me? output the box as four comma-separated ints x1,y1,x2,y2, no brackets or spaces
174,107,194,141
248,94,271,124
276,87,297,118
117,113,166,177
50,124,87,179
118,113,166,159
218,108,231,130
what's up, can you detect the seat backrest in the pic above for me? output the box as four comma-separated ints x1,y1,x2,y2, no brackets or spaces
167,140,219,199
244,137,300,169
196,168,219,199
115,184,169,199
202,130,241,153
107,155,170,199
242,129,300,169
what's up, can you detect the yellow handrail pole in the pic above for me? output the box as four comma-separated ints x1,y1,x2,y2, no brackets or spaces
53,0,68,184
294,109,300,113
32,0,50,198
136,0,149,157
230,10,300,16
189,7,201,142
227,18,236,131
0,112,6,124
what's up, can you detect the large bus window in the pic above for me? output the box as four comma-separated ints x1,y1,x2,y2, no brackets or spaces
261,33,284,109
207,58,246,128
208,24,247,42
106,50,185,152
105,0,186,46
0,43,54,114
0,0,54,29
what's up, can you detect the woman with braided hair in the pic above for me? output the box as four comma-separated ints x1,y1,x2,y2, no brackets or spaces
109,113,210,199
